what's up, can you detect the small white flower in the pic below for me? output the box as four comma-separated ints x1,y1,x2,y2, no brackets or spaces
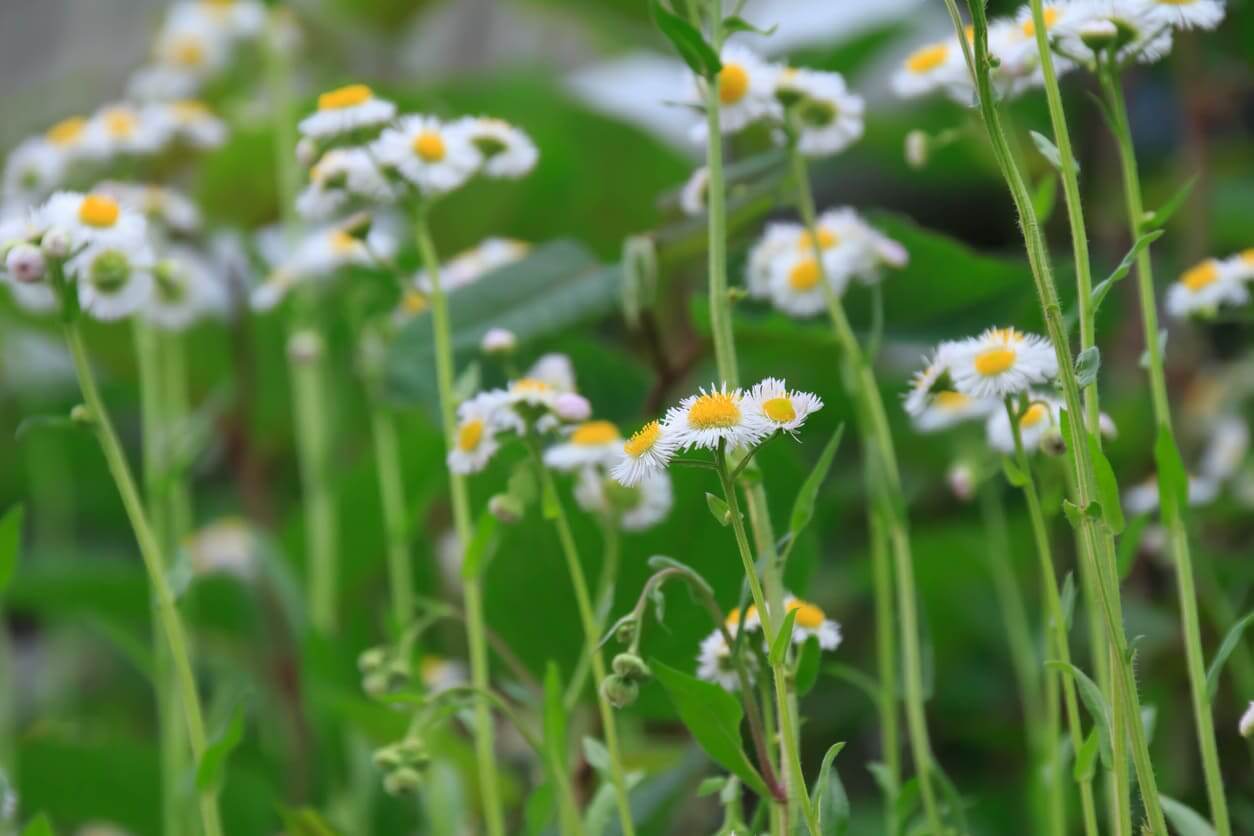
783,595,842,650
35,191,148,252
420,656,468,694
187,517,259,580
554,392,592,423
448,390,515,474
573,465,674,531
1,216,56,312
775,67,864,157
298,84,397,140
1054,0,1174,66
690,44,780,139
917,390,998,433
463,117,538,178
371,115,482,196
1199,415,1249,483
986,396,1063,454
1223,248,1254,282
544,420,623,471
68,242,156,321
949,326,1059,400
83,103,173,156
765,247,854,317
5,243,45,284
746,222,803,299
947,462,977,501
526,353,577,394
610,420,678,487
814,207,909,284
1240,702,1254,738
892,37,970,102
480,327,517,354
746,377,823,435
679,166,709,217
1166,257,1248,318
663,384,770,452
417,237,529,294
147,245,227,331
251,219,396,309
95,182,202,234
163,99,228,149
3,137,70,206
696,624,758,691
297,147,396,220
1144,0,1225,30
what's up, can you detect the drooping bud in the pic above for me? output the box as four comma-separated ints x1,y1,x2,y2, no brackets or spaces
5,243,45,283
946,462,975,503
611,653,651,681
553,392,592,423
600,674,639,709
1079,19,1118,52
1041,429,1067,457
358,646,387,673
488,493,524,524
41,227,72,259
70,404,93,426
904,130,929,170
382,767,423,796
480,327,517,355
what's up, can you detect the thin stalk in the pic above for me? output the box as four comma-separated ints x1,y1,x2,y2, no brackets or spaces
565,519,621,709
950,3,1167,830
528,443,636,836
1007,403,1100,836
1100,68,1230,836
867,509,900,834
366,390,415,629
790,147,941,833
415,212,506,836
64,319,222,836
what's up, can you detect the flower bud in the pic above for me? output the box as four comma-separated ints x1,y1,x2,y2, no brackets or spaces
1079,19,1118,52
553,392,592,423
1240,702,1254,738
358,646,387,673
287,329,324,363
382,767,423,796
70,404,94,426
89,250,131,290
480,327,517,355
41,227,72,259
362,671,390,697
600,674,639,709
488,493,524,524
373,744,404,771
946,462,975,503
1041,429,1067,457
296,137,319,168
614,616,638,645
612,653,651,681
5,243,45,283
905,130,929,170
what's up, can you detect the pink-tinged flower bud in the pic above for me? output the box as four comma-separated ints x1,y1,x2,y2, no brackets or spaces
946,462,975,502
41,227,72,259
6,243,45,283
1240,702,1254,738
554,392,591,423
480,327,517,354
286,329,324,363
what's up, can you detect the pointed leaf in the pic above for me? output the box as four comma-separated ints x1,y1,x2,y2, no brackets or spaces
1089,433,1125,535
1033,173,1058,224
788,425,844,540
1001,457,1027,488
1047,661,1112,770
1140,175,1197,233
582,736,611,776
196,703,246,792
706,492,732,526
1030,130,1064,170
795,636,821,697
721,15,778,37
1206,611,1254,701
1073,729,1100,782
461,509,500,580
650,0,722,78
21,815,55,836
1160,795,1218,836
811,742,849,835
1075,346,1101,388
1090,230,1164,316
768,607,798,666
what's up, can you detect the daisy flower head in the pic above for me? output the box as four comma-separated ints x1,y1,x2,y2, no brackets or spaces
463,117,538,179
663,384,770,452
299,84,397,141
83,103,173,157
690,44,780,140
447,390,515,475
746,221,803,298
3,137,71,207
418,237,529,294
574,466,674,531
784,595,842,651
1223,248,1254,282
1144,0,1225,30
544,420,623,471
679,166,709,217
66,240,157,321
610,420,679,487
151,15,231,81
696,626,758,692
1,216,57,313
765,246,856,317
892,36,970,102
94,182,202,235
986,395,1062,454
147,245,227,331
949,326,1059,400
35,191,148,253
1166,257,1249,318
815,207,909,284
775,68,865,158
371,115,482,197
1054,0,1173,66
747,377,823,436
526,352,577,394
163,100,228,150
297,147,396,220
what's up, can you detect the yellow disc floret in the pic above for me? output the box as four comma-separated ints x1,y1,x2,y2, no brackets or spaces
906,43,949,74
78,194,121,228
788,600,826,630
624,421,661,458
718,63,750,105
571,420,620,446
788,258,821,291
1180,260,1219,292
934,390,969,410
688,391,741,429
1021,6,1060,36
974,347,1017,376
413,131,446,162
762,396,797,424
318,84,373,111
797,227,837,252
457,419,485,452
1019,402,1048,429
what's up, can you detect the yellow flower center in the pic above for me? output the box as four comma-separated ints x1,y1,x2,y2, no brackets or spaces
762,396,796,424
1021,7,1060,36
1240,248,1254,264
725,608,742,629
317,84,372,111
457,419,485,451
718,63,750,105
171,99,210,122
688,392,741,429
974,347,1016,376
571,420,620,446
413,131,446,162
513,377,553,394
401,290,428,314
1020,403,1049,429
787,600,826,630
934,390,969,410
170,37,206,66
1156,0,1198,5
46,116,86,146
329,230,359,254
1180,260,1218,292
103,108,138,138
797,227,837,252
906,43,949,74
625,421,661,458
78,194,120,228
788,258,821,291
419,656,446,681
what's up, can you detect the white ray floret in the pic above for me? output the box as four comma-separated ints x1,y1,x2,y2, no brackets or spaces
949,326,1059,400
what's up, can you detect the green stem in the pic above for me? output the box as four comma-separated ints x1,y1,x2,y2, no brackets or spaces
366,386,415,630
789,147,941,834
867,509,901,834
565,518,621,709
951,4,1167,831
702,0,739,387
1007,404,1100,836
1100,69,1231,836
528,443,636,836
65,320,221,836
415,211,506,836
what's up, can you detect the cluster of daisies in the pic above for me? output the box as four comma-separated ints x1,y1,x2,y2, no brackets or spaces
1167,249,1254,319
903,326,1115,454
697,597,841,691
743,207,908,317
249,82,537,311
894,0,1224,106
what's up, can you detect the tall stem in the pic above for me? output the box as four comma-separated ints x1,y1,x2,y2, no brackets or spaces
867,509,900,833
1100,69,1230,836
65,320,222,836
528,443,636,836
366,385,414,630
414,212,506,836
789,147,942,833
565,519,620,708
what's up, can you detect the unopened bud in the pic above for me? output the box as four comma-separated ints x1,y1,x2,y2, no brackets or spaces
612,653,651,681
70,404,94,426
488,493,523,524
614,617,638,645
287,329,323,363
904,130,929,170
946,463,975,502
1041,430,1067,457
553,393,591,423
1079,19,1118,52
480,327,517,355
5,243,45,283
89,250,131,289
358,646,387,673
296,137,319,168
600,674,639,709
382,766,423,796
41,227,72,259
1240,702,1254,738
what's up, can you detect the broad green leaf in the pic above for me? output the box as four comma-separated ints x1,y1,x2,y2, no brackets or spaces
787,425,844,540
1075,346,1101,388
1047,661,1111,770
1001,457,1027,488
1088,433,1125,535
544,663,568,771
1090,230,1164,316
721,15,778,37
582,736,611,776
768,608,798,666
196,703,246,792
278,806,341,836
811,742,849,835
649,0,722,78
1160,795,1218,836
0,505,24,597
1140,175,1197,233
524,783,556,836
794,636,821,697
1030,130,1064,170
1073,729,1100,782
1153,424,1189,526
14,415,79,442
1032,172,1057,224
1206,611,1254,701
696,776,728,797
461,510,499,580
21,814,55,836
705,492,732,527
650,660,768,797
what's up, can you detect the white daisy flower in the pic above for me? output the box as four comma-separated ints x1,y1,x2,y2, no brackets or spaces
986,396,1063,454
766,247,856,317
663,384,771,452
775,68,864,158
679,166,709,217
1240,702,1254,738
690,44,780,139
420,656,468,695
610,420,679,487
746,377,823,435
417,237,529,294
525,352,577,393
463,117,538,179
814,207,909,284
892,37,971,101
298,84,397,140
35,191,149,252
147,245,227,331
151,20,231,79
573,465,674,531
1166,257,1249,318
3,138,70,206
448,390,514,475
696,626,758,692
1199,415,1249,483
95,182,202,234
1222,248,1254,282
163,0,267,44
186,517,259,580
371,115,482,196
783,595,842,650
83,103,172,156
1,216,57,313
67,242,156,321
1054,0,1174,66
163,100,228,149
250,220,394,310
903,343,959,418
917,390,999,433
746,222,803,298
949,326,1059,400
544,420,623,471
127,65,203,102
1144,0,1225,30
297,147,396,220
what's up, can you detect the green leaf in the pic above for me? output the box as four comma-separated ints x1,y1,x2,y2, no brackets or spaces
1153,424,1189,526
1206,611,1254,701
787,425,844,541
811,742,849,835
1090,230,1164,316
696,775,728,797
544,663,568,771
1160,795,1218,836
1116,514,1150,579
278,806,342,836
14,415,80,443
1073,729,1100,782
705,492,732,526
0,505,24,597
794,637,821,697
1058,572,1076,634
721,15,778,37
196,703,245,792
1075,346,1101,388
1032,173,1057,225
582,736,611,776
1001,457,1027,488
1030,130,1064,170
461,510,500,580
1046,661,1112,770
1088,433,1125,535
649,0,722,78
1140,175,1197,233
768,607,798,666
524,783,556,836
21,814,55,836
650,660,768,797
